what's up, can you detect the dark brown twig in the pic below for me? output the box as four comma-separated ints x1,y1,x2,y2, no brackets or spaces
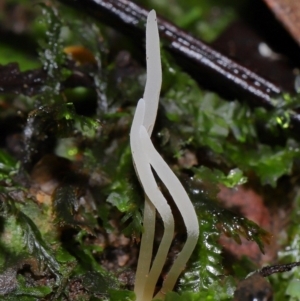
0,63,47,96
59,0,282,106
0,63,95,96
2,0,300,131
259,262,300,277
58,0,300,133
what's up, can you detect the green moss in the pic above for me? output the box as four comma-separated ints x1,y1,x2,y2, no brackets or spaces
161,52,300,187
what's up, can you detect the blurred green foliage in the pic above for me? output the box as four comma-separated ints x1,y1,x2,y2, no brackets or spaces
0,150,20,191
136,0,246,41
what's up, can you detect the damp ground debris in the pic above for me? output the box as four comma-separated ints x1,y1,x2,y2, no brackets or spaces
1,0,300,300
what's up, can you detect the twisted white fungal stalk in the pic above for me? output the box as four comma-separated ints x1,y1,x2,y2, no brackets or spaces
130,10,199,301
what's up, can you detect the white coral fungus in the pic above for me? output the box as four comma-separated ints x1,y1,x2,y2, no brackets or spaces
130,10,199,301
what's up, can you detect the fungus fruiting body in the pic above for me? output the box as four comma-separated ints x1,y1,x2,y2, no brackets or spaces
130,10,199,301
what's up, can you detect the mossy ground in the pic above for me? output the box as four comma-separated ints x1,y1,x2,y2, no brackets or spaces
0,0,300,300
